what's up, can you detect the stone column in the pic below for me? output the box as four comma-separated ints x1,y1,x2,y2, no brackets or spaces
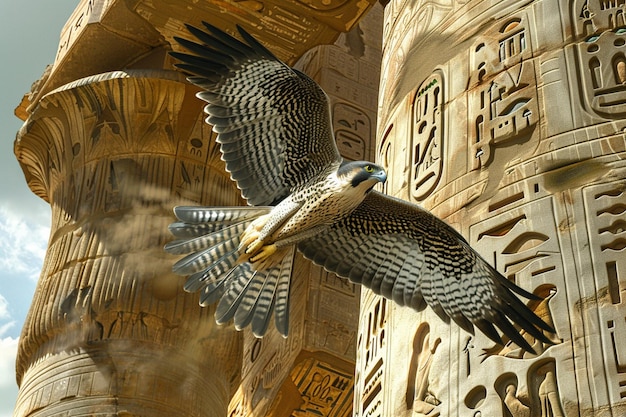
354,1,626,416
226,5,384,416
12,0,382,415
13,70,242,417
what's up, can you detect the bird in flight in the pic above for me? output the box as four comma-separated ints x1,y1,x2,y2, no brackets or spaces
165,22,556,353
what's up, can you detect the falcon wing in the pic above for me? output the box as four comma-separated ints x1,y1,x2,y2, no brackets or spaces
171,23,342,206
297,191,556,353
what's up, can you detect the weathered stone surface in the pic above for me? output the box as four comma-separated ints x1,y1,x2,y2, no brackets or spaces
14,70,244,417
354,1,626,416
16,0,376,120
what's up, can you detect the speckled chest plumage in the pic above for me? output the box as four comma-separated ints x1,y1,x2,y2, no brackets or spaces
268,165,369,244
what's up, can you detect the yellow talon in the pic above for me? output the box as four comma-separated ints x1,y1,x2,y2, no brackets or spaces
249,244,277,263
236,214,282,268
245,239,264,255
238,214,271,251
239,231,258,251
237,243,279,269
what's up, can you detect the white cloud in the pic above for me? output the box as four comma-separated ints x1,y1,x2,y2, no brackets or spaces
0,294,18,415
0,205,49,416
0,204,49,281
0,336,18,387
0,294,10,321
0,294,16,337
0,336,19,415
0,293,18,351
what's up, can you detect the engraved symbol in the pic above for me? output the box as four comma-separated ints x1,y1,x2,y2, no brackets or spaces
411,73,443,201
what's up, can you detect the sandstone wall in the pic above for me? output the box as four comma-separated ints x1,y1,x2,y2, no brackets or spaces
354,1,626,416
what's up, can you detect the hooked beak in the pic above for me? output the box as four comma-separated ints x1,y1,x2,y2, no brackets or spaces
374,170,387,184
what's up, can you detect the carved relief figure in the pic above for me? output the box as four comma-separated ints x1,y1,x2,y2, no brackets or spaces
504,383,530,417
406,323,441,416
530,360,565,417
496,373,530,417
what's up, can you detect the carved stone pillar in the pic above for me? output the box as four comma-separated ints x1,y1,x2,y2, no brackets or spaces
354,1,626,416
13,70,242,417
227,5,384,416
12,1,381,415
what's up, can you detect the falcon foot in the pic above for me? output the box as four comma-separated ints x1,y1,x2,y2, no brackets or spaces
238,214,271,251
237,213,283,268
249,244,278,263
237,243,281,270
237,236,277,262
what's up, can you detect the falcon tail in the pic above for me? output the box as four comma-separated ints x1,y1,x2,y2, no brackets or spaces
165,206,294,337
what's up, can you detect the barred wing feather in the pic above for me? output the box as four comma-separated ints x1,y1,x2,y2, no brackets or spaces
171,23,342,206
297,191,555,353
164,206,294,337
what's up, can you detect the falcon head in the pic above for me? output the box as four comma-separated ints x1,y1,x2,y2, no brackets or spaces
338,161,387,192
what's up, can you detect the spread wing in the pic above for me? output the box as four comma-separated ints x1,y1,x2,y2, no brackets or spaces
171,23,342,206
297,191,556,353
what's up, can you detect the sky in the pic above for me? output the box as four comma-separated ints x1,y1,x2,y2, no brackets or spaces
0,1,79,415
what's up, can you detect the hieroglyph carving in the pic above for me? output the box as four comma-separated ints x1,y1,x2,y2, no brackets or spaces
571,0,626,123
411,72,443,201
406,324,441,417
584,182,626,403
354,297,387,417
291,357,354,416
469,196,561,356
334,102,371,161
468,15,538,171
577,29,626,117
360,1,626,416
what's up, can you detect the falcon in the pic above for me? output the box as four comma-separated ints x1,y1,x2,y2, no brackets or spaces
165,22,556,353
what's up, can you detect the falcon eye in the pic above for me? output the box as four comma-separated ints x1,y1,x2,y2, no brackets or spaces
364,165,375,173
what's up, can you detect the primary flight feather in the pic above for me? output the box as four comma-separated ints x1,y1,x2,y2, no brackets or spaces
165,22,556,353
